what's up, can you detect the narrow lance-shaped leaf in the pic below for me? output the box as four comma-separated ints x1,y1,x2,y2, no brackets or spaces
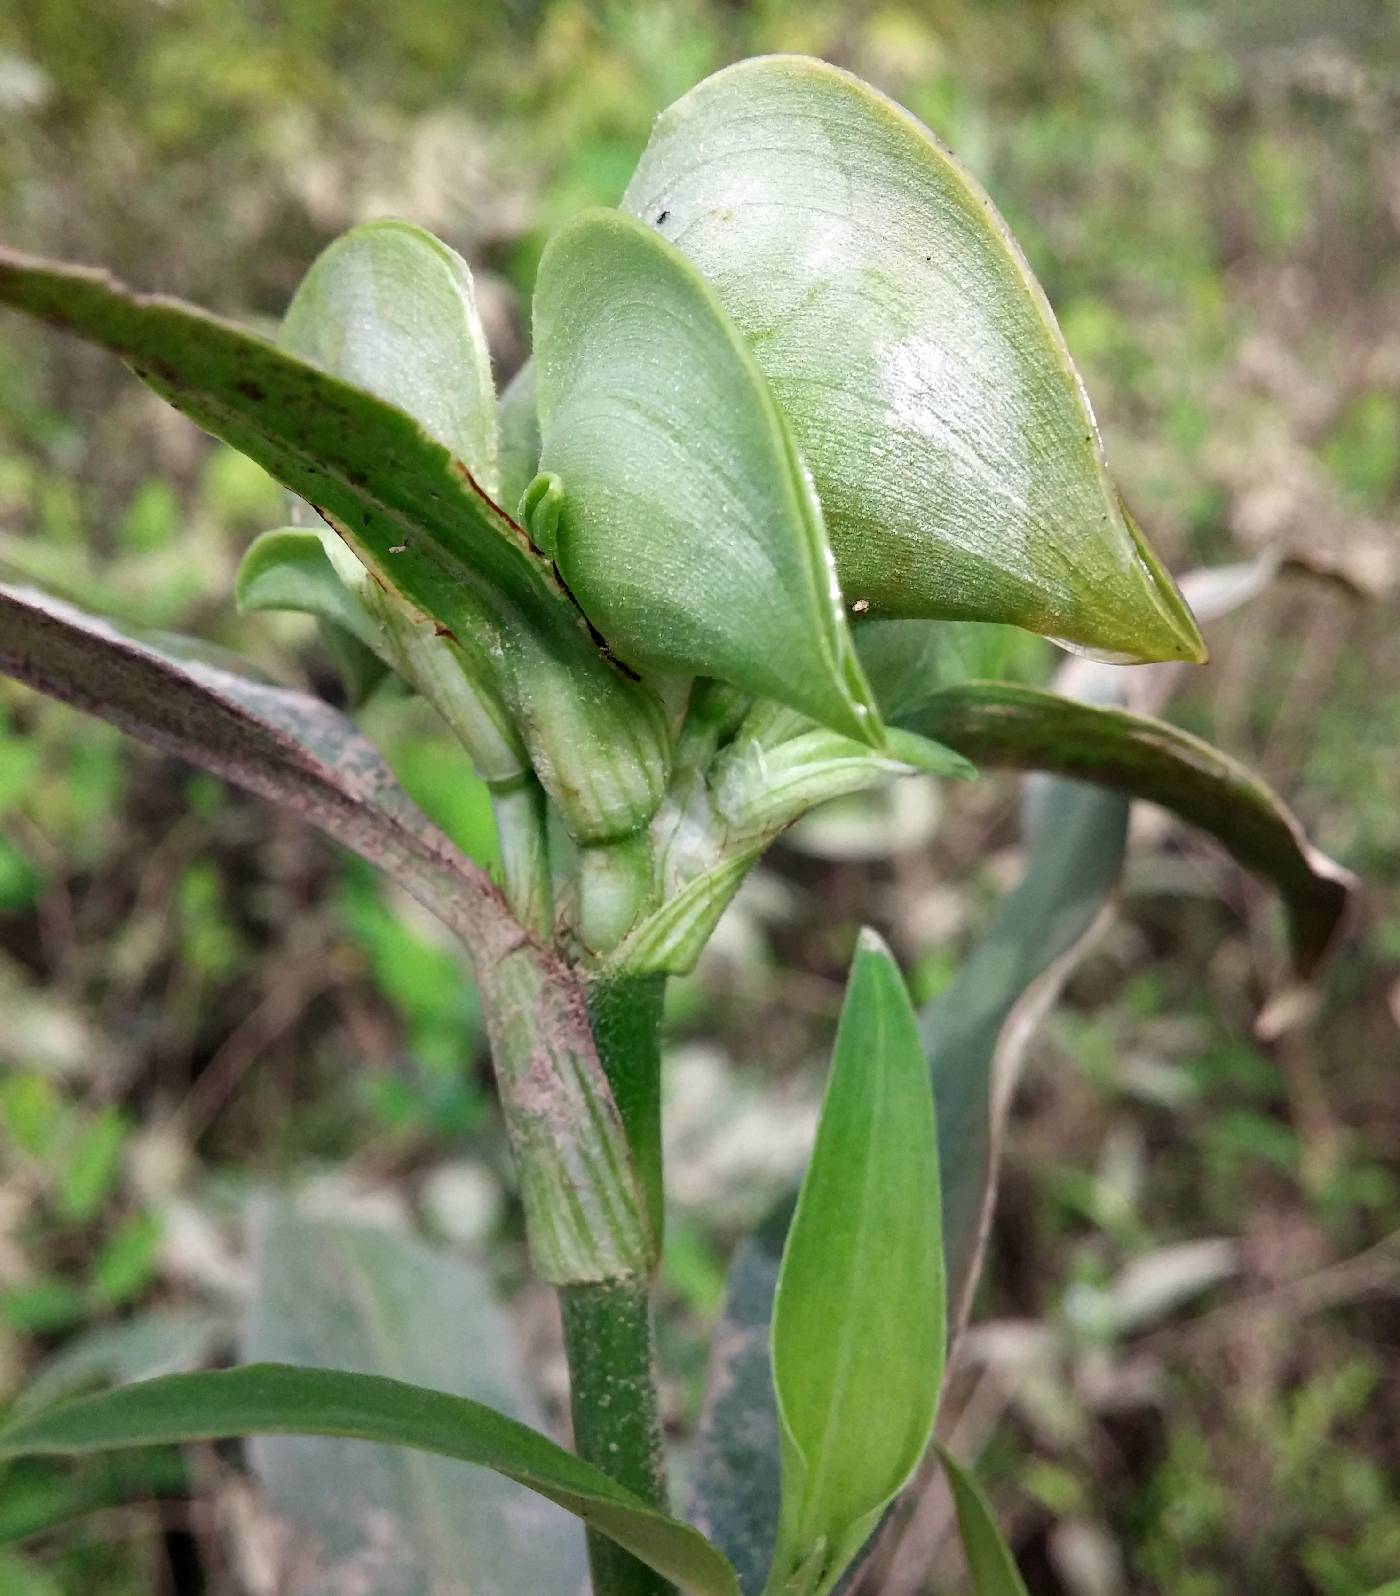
533,208,883,745
0,1366,741,1596
0,245,669,842
0,582,651,1283
934,1446,1030,1596
901,681,1355,976
686,777,1125,1588
622,56,1204,665
768,930,945,1596
924,774,1127,1340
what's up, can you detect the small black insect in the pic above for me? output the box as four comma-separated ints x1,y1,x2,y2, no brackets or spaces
656,209,671,225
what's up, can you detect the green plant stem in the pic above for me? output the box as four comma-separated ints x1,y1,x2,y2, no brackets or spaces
561,1279,672,1596
560,974,670,1596
586,974,666,1248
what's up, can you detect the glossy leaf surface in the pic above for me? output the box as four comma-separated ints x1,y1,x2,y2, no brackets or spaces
902,681,1355,976
0,246,668,841
0,1365,741,1596
622,57,1203,664
534,208,881,743
243,1199,586,1595
935,1446,1030,1596
769,930,944,1594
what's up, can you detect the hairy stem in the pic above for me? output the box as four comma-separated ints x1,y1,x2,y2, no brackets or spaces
561,974,670,1595
561,1278,672,1596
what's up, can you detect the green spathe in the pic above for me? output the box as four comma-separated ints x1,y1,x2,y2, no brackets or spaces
534,208,883,746
622,55,1205,666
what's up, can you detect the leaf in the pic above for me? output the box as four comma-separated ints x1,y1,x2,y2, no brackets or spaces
273,224,532,787
0,1366,741,1596
0,246,668,842
0,583,651,1281
238,528,529,786
934,1446,1029,1596
608,719,973,977
901,681,1356,976
687,1205,790,1595
533,208,882,745
0,581,496,946
280,219,500,495
236,526,384,654
621,57,1203,666
242,1198,587,1595
924,774,1128,1336
768,931,944,1595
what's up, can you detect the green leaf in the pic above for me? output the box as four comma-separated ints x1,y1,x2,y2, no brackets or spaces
901,681,1356,977
238,528,529,786
935,1446,1030,1596
768,931,944,1595
236,526,383,654
533,208,882,745
242,1198,587,1594
0,246,668,842
0,1365,740,1596
687,1206,790,1595
621,57,1204,666
280,219,500,496
924,775,1127,1338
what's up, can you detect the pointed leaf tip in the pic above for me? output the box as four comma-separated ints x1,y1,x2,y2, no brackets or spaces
623,56,1204,665
534,207,883,745
769,929,944,1592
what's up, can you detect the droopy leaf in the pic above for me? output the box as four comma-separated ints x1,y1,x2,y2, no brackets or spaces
243,1199,586,1595
924,775,1127,1338
0,581,495,942
0,1366,741,1596
0,583,650,1281
935,1446,1030,1596
280,219,500,495
902,681,1355,976
769,931,944,1595
0,245,668,841
622,56,1203,665
533,208,882,744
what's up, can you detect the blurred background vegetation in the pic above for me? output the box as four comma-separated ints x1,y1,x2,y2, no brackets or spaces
1,1,1398,1592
